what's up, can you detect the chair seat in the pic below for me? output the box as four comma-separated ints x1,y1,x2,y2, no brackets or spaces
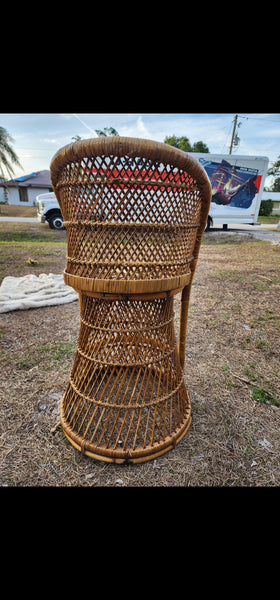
63,270,191,296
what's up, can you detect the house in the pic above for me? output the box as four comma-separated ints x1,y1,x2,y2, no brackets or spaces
262,191,280,215
0,170,53,206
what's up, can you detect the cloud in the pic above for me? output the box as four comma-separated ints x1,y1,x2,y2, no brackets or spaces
59,114,74,120
253,125,280,139
43,138,57,144
135,116,152,138
118,116,153,139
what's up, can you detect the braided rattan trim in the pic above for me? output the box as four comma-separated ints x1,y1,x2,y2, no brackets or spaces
79,314,174,333
63,271,191,295
55,178,199,192
63,220,200,230
76,341,176,368
66,256,192,267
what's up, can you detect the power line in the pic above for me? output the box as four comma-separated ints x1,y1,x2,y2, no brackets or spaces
239,114,280,123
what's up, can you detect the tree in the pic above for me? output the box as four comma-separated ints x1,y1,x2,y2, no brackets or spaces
164,135,192,152
259,199,273,216
192,140,210,153
95,127,119,137
267,155,280,192
0,126,23,180
164,134,209,153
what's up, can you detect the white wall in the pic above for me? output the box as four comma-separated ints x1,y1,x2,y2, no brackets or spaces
0,187,6,203
2,187,52,205
6,188,20,205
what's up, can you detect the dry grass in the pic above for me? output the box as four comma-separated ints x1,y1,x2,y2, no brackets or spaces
0,205,37,217
0,222,280,486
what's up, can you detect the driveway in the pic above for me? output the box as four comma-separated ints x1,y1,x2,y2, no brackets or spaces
1,216,280,244
208,223,280,245
0,216,38,223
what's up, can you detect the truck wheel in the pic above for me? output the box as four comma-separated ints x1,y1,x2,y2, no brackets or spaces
48,212,65,230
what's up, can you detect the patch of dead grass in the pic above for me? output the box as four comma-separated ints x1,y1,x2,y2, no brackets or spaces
0,227,280,486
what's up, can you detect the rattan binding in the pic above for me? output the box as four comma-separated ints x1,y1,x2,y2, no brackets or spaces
50,137,211,463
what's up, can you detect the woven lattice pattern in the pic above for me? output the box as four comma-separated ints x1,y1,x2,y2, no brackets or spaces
60,294,191,462
50,137,211,463
52,140,204,282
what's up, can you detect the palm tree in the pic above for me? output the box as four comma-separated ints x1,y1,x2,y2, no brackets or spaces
0,126,23,180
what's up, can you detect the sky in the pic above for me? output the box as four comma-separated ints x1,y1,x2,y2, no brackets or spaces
1,112,280,187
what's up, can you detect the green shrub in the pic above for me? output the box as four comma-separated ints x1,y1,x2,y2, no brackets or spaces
259,199,273,216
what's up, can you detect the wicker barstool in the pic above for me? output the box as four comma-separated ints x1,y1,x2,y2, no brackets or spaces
50,137,211,463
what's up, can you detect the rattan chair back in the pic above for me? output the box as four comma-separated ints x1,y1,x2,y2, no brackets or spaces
51,137,211,295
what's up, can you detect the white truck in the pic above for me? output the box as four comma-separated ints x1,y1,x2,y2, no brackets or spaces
189,153,269,230
36,192,65,230
37,153,269,231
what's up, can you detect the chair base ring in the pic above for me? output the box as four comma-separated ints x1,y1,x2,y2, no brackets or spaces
60,400,192,464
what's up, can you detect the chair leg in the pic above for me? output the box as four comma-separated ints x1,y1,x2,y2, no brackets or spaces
178,285,190,369
78,292,83,312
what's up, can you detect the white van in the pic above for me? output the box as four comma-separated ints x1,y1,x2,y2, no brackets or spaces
189,153,269,230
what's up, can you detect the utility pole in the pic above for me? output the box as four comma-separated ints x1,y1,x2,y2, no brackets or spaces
229,114,238,154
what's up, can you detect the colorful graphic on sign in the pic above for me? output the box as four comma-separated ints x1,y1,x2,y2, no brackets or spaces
199,158,261,209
